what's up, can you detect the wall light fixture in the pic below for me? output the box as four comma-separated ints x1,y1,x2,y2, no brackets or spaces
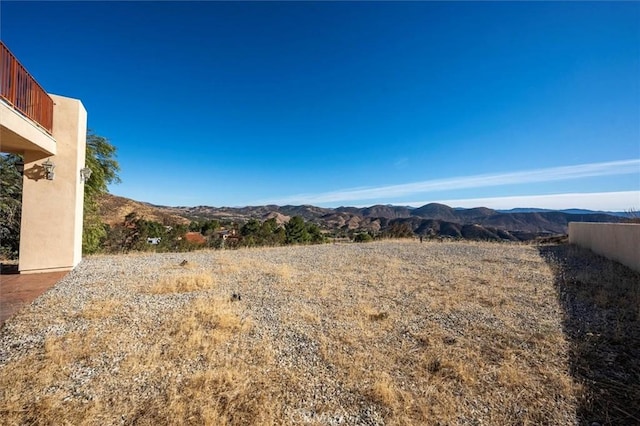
42,159,55,180
80,167,92,183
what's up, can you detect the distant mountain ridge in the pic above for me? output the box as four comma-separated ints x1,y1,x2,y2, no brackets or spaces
496,207,632,217
99,194,628,241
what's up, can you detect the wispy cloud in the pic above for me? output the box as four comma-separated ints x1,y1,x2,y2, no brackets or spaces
393,157,409,169
266,159,640,205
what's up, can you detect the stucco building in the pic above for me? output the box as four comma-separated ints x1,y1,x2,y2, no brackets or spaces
1,41,88,273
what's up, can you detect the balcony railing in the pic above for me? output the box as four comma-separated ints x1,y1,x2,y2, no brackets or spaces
0,41,53,134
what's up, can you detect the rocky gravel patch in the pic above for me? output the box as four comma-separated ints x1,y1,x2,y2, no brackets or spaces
0,241,587,425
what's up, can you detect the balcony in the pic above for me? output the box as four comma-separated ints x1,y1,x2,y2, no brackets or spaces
0,41,56,156
0,41,53,134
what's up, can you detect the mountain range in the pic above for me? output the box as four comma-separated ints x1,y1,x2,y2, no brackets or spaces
495,207,630,217
98,194,629,242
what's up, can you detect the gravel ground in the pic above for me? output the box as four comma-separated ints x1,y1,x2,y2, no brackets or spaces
0,241,587,425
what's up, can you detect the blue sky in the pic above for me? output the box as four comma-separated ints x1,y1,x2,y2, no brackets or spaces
2,1,639,210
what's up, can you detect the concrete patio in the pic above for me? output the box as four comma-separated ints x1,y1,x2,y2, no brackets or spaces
0,266,67,325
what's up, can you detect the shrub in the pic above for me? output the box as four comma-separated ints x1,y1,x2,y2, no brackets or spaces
354,232,373,243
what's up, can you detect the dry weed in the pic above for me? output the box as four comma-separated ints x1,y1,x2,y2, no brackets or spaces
78,298,122,320
148,272,215,294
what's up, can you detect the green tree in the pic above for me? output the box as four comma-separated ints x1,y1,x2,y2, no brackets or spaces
240,218,261,237
260,217,278,236
285,216,310,244
239,218,261,247
0,154,23,259
201,219,220,236
271,226,286,246
188,219,220,235
260,217,285,246
84,130,121,200
82,130,120,254
169,224,193,251
306,222,325,244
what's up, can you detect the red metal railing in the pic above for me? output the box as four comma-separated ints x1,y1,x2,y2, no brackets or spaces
0,41,53,134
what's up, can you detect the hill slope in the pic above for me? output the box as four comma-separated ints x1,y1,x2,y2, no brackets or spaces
97,194,190,226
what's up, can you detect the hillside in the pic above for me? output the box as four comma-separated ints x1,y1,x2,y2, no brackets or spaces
99,193,625,240
97,194,190,226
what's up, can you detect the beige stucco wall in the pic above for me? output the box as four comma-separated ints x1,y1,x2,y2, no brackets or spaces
569,222,640,272
0,100,57,157
18,95,87,273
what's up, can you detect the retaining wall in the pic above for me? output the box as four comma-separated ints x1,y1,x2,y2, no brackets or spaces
568,222,640,272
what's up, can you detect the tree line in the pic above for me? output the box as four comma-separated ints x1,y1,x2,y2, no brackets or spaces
96,212,328,254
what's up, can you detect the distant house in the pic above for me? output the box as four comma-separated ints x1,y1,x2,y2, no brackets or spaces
184,232,206,245
215,229,237,241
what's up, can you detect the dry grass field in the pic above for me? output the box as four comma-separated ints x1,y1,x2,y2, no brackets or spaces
1,240,638,425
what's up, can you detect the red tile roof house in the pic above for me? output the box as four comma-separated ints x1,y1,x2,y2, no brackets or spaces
184,232,206,245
